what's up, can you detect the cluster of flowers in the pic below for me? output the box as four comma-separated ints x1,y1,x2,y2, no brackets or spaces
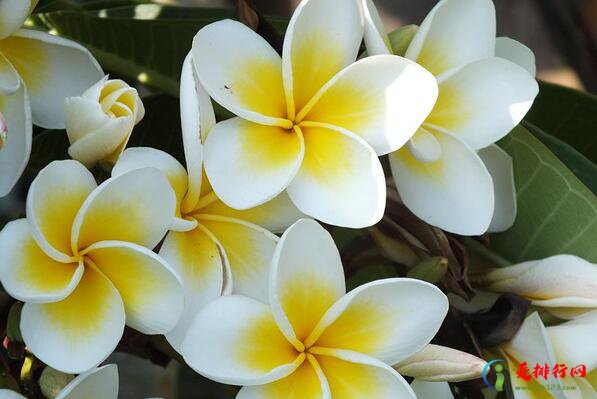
0,0,595,398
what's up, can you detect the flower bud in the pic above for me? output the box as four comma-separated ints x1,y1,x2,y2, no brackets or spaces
475,255,597,319
394,344,486,382
65,76,145,167
39,366,74,399
0,111,7,150
407,257,449,283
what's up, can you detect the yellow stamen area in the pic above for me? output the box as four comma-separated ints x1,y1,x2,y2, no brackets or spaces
280,272,340,343
291,31,345,112
33,186,92,257
299,124,353,186
43,264,113,339
16,237,79,292
317,354,384,398
234,57,287,119
424,81,467,131
298,77,380,131
311,299,390,355
237,311,299,373
0,37,46,92
239,122,302,172
196,216,265,282
261,355,323,399
414,44,452,78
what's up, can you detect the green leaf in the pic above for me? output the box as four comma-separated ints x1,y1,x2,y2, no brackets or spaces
492,126,597,263
523,121,597,194
26,94,184,173
524,81,597,163
30,5,288,96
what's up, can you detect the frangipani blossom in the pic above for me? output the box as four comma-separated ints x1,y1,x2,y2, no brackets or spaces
111,54,303,349
477,255,597,320
0,364,119,399
192,0,438,228
0,0,103,196
363,0,539,235
500,312,597,398
181,219,448,398
65,77,145,167
0,160,184,373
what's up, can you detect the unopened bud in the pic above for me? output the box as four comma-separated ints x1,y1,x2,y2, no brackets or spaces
7,302,23,343
39,367,74,399
65,76,144,167
475,254,597,319
369,226,420,267
407,257,449,283
395,344,486,382
388,25,418,56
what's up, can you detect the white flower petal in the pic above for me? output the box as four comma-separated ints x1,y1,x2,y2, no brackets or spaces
501,312,559,376
0,52,20,94
83,240,184,335
159,227,226,350
282,0,363,115
0,0,32,40
361,0,392,56
547,311,597,371
200,191,304,234
390,129,494,235
0,80,31,197
237,355,330,399
0,29,103,128
181,295,302,386
0,219,82,303
26,160,96,262
287,123,385,228
269,219,346,347
71,167,176,251
313,349,416,399
192,20,288,127
426,57,539,150
308,278,448,365
112,147,194,230
301,55,438,155
203,117,304,210
180,52,215,213
56,364,119,399
197,215,278,303
479,145,517,233
410,380,454,399
21,265,126,373
495,37,536,77
405,0,496,77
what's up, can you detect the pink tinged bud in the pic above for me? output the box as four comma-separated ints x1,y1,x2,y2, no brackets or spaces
0,111,7,150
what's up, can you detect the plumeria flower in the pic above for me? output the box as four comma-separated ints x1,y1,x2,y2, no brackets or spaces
65,77,145,167
0,0,103,197
0,160,184,373
362,0,539,235
111,53,303,349
192,0,438,228
1,364,119,399
476,254,597,320
181,219,448,398
500,312,597,398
